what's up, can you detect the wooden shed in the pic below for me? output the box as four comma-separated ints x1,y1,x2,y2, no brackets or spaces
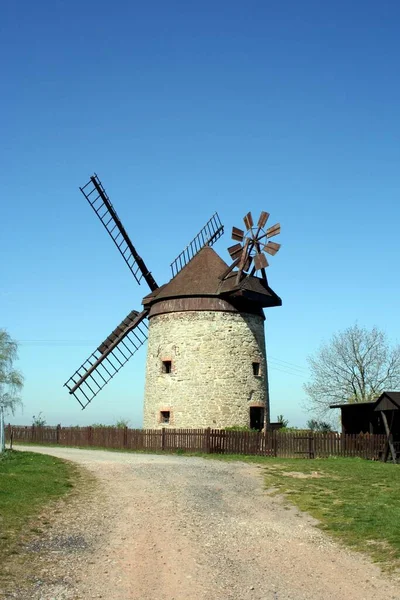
331,391,400,462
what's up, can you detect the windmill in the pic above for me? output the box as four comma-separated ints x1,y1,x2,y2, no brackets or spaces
64,174,224,409
65,175,281,431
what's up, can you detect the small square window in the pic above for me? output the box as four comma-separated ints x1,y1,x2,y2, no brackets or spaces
160,410,170,424
252,362,260,376
162,360,172,374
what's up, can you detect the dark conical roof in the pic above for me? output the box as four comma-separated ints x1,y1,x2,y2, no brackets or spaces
142,246,282,310
153,247,229,299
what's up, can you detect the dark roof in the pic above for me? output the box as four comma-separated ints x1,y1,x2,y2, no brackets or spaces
380,391,400,405
142,246,281,309
218,271,282,307
330,392,400,410
374,391,400,411
150,246,229,300
330,401,376,409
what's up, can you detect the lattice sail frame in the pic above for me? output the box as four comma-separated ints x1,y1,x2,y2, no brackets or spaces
80,174,158,291
64,311,149,408
227,210,281,283
170,213,224,277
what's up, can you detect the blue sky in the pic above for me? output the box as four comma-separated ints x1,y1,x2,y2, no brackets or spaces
1,0,399,427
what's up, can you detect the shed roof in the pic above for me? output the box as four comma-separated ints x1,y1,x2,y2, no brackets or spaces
330,391,400,411
330,401,375,409
374,391,400,412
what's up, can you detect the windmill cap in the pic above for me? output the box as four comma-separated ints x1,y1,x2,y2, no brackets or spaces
142,246,281,312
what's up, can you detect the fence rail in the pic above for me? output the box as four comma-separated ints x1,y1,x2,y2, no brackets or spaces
5,425,387,460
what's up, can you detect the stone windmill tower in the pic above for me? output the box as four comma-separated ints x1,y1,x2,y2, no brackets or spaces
65,176,281,431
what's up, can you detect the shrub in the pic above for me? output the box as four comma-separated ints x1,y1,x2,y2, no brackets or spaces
32,412,46,427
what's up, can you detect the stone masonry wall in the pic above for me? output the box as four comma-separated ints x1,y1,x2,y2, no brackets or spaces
143,310,268,429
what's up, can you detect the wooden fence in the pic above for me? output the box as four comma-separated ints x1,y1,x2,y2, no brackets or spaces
5,425,387,460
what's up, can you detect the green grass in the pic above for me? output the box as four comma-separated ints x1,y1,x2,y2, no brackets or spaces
260,457,400,570
0,450,78,557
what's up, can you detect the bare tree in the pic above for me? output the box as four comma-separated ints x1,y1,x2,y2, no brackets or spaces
0,329,24,452
304,324,400,418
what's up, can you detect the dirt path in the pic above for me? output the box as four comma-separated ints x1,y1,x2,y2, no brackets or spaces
8,446,400,600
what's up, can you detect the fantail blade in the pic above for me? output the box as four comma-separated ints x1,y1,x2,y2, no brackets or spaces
228,243,243,260
243,212,254,230
264,241,281,256
232,226,244,241
254,252,269,270
266,223,281,238
257,211,269,228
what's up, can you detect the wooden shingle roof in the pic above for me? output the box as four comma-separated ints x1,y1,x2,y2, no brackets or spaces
151,246,229,299
142,246,281,309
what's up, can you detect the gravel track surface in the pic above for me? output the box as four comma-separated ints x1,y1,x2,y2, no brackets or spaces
8,446,400,600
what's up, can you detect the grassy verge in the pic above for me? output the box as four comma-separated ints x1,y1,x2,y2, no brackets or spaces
261,457,400,570
0,450,78,559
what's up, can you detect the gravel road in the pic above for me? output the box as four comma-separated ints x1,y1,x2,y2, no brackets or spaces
10,446,400,600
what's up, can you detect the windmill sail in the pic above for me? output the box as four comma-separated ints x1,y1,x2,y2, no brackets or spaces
170,212,224,277
64,310,148,408
80,174,158,292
